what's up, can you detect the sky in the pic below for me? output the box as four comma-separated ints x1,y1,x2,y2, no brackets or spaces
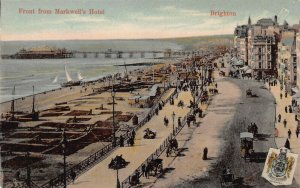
1,0,300,41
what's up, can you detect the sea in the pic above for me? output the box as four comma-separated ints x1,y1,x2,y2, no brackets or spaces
0,39,183,103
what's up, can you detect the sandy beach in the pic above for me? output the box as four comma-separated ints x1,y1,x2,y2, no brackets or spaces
0,59,185,187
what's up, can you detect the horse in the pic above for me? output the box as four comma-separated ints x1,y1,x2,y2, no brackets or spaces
166,139,178,157
242,73,252,79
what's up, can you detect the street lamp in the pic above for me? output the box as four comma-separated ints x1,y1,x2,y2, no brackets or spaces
192,85,196,111
25,152,31,187
172,112,176,135
111,86,116,147
274,101,277,127
62,130,68,188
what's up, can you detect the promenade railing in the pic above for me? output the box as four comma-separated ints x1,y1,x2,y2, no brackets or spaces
40,87,177,188
121,87,205,188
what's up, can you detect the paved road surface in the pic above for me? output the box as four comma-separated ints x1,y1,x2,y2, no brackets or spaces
172,78,299,187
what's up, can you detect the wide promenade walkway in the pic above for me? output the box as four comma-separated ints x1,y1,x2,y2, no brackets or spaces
69,90,193,188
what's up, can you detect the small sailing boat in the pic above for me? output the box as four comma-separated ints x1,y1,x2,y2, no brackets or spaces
77,71,84,81
52,75,58,83
61,65,82,87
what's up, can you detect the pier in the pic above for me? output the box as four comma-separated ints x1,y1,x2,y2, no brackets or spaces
1,49,205,59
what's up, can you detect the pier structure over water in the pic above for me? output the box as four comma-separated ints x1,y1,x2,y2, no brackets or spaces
66,49,204,58
2,48,205,59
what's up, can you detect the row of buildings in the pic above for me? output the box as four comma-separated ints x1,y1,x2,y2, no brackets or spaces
234,15,300,94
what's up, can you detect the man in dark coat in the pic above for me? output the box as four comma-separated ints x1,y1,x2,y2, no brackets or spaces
119,136,124,147
203,147,208,160
284,139,290,149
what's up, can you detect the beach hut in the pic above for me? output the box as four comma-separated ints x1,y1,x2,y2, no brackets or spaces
128,96,141,106
149,84,160,100
139,96,151,108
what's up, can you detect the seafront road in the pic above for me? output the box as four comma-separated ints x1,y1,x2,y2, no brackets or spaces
169,77,299,187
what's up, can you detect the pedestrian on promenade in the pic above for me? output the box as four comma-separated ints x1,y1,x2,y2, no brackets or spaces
145,165,151,179
295,115,298,121
283,119,287,128
295,129,299,138
289,106,292,113
285,106,288,113
215,83,218,88
164,116,169,127
199,108,203,118
131,129,136,139
288,129,292,139
278,114,281,122
275,128,279,137
142,164,146,177
285,92,288,98
119,135,124,147
126,128,130,139
284,139,291,149
178,117,181,127
280,93,282,99
70,170,76,184
202,147,208,160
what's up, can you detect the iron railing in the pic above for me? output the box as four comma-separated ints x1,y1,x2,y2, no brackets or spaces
39,88,177,188
121,88,205,188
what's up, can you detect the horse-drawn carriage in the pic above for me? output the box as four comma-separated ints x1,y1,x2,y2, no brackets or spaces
147,159,163,176
246,89,258,98
108,155,130,169
177,100,184,107
246,89,252,97
144,128,156,139
220,168,235,187
220,171,234,187
219,71,225,76
200,94,209,104
240,132,254,161
166,138,178,157
247,123,258,136
187,114,196,126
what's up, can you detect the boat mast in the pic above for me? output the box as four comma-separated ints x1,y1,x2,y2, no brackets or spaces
124,61,127,77
11,86,15,119
32,85,35,113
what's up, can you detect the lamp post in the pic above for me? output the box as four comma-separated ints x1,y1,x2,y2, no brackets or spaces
192,85,196,111
274,101,277,127
116,168,121,188
201,61,204,91
62,130,67,188
172,112,175,135
111,86,116,147
25,152,31,188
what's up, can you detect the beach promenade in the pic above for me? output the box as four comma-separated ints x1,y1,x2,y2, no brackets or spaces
68,90,193,188
144,76,242,187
